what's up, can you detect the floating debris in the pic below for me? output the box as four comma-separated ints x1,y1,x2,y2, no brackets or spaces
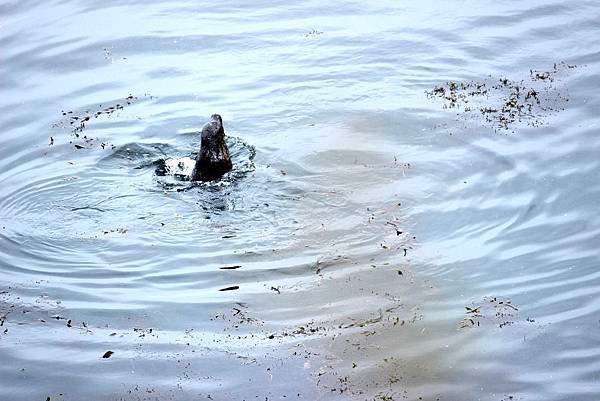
305,29,323,37
427,62,579,132
459,296,528,329
219,265,242,270
218,286,240,292
54,94,150,150
102,228,128,235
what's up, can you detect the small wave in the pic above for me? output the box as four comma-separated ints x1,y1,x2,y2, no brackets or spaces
151,136,257,191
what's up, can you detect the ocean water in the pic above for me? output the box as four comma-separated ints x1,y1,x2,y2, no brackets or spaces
1,1,599,400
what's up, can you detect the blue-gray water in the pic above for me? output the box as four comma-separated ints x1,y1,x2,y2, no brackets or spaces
1,1,599,400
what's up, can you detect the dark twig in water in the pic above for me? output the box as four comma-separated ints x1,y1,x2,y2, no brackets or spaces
218,286,240,292
69,194,137,212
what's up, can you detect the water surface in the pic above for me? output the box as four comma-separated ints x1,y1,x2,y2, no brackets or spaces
1,1,599,400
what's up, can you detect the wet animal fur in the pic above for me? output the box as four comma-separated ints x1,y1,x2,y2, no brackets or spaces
191,114,232,181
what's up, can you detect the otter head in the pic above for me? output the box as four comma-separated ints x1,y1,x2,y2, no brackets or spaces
191,114,233,181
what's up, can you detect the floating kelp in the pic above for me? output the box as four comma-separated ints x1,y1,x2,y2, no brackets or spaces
427,62,579,132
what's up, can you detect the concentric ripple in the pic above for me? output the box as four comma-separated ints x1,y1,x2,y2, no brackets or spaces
1,1,600,401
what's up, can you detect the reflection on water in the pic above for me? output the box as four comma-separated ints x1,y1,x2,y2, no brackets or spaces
1,0,600,400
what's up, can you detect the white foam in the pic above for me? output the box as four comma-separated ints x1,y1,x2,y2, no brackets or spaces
164,157,195,178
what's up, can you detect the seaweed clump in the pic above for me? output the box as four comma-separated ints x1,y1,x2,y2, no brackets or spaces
427,62,578,132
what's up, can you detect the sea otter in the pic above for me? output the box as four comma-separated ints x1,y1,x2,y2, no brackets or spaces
153,114,232,181
191,114,232,181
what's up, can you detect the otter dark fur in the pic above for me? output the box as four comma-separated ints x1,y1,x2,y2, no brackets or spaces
191,114,232,181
